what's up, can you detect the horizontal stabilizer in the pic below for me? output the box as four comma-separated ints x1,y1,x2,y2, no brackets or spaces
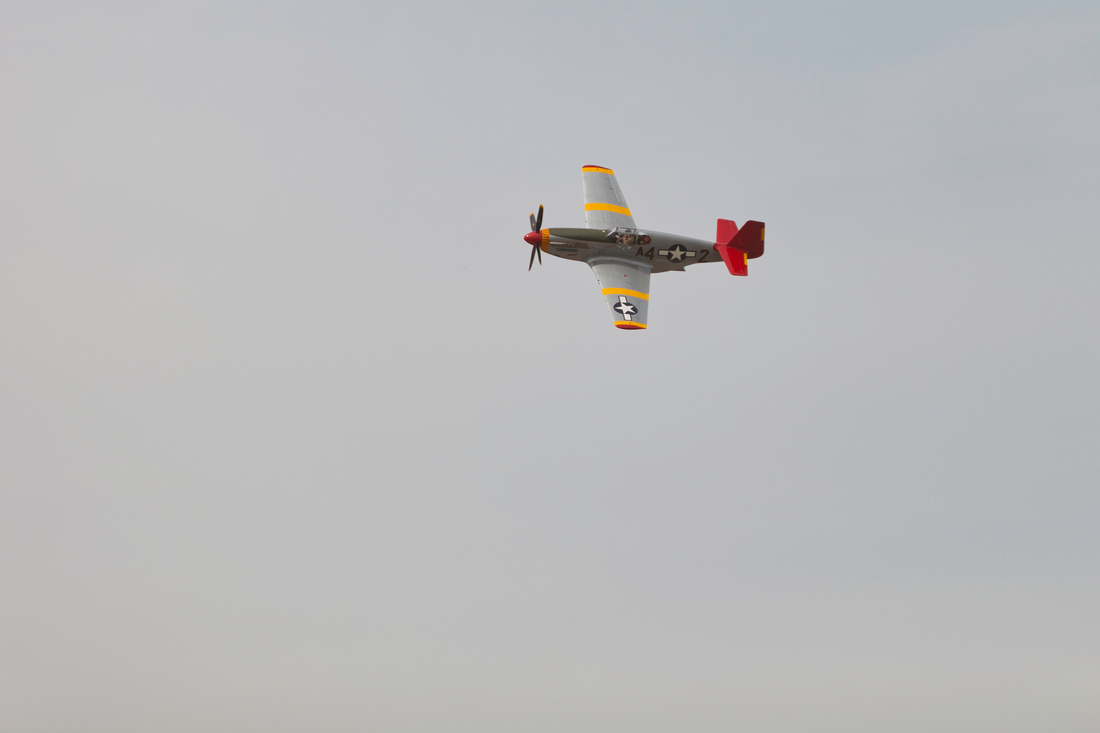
716,219,765,258
716,244,748,276
735,220,766,259
715,218,765,276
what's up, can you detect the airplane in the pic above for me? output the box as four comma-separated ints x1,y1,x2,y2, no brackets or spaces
523,165,765,330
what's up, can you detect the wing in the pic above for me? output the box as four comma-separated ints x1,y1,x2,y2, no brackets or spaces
582,165,636,229
589,258,651,330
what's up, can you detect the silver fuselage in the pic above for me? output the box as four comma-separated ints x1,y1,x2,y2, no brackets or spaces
543,227,719,273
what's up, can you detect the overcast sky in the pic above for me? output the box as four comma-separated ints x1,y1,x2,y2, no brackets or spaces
2,2,1098,731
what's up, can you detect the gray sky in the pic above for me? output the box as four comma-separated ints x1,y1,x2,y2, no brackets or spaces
2,2,1098,731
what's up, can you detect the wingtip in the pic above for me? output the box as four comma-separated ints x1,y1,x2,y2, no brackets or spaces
582,164,615,175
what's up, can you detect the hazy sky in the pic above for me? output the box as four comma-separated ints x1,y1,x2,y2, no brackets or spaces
2,2,1098,731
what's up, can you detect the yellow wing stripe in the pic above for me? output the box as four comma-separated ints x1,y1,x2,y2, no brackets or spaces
615,321,647,329
582,165,615,174
585,202,632,216
602,287,650,301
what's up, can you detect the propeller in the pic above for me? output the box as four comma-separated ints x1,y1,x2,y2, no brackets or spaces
524,204,544,271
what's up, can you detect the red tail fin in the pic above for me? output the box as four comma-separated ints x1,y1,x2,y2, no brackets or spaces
716,218,740,246
714,219,765,276
735,221,766,259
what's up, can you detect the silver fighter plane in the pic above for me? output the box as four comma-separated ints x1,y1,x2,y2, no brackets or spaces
524,165,766,330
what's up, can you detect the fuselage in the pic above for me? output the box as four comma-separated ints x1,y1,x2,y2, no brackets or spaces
538,227,719,274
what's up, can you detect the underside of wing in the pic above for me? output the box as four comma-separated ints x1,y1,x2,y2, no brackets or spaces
589,257,651,330
582,165,635,230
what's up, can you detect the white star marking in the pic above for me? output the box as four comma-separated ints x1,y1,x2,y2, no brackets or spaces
657,244,696,262
612,296,637,321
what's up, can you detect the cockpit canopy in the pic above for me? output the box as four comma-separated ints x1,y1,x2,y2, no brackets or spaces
605,227,651,246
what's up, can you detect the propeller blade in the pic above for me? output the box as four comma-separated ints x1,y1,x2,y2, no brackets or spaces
529,212,537,231
528,244,537,271
536,246,542,266
534,204,543,231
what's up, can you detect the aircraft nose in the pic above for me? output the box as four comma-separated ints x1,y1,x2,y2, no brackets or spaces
523,231,541,246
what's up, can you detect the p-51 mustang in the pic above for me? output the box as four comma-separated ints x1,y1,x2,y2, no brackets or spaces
523,165,765,330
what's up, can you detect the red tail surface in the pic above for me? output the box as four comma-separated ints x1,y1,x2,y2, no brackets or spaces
714,219,765,276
